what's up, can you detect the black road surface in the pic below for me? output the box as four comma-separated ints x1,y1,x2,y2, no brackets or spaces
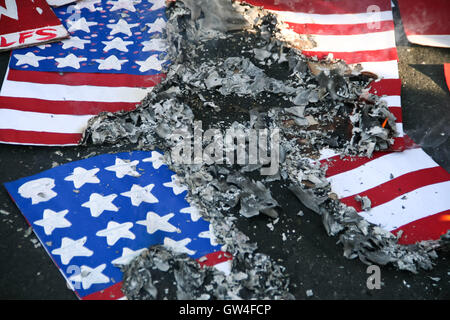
0,3,449,300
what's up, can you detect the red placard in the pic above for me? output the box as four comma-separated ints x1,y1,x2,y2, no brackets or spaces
0,0,68,51
397,0,450,48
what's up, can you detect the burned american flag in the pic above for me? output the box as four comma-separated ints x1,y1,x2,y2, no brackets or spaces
4,151,231,300
0,0,168,145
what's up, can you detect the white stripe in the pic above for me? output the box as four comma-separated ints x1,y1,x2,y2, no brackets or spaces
396,122,404,137
46,0,76,6
358,60,399,79
319,148,340,160
0,79,150,103
328,148,439,198
213,259,232,275
0,141,78,146
361,181,450,231
406,34,450,48
305,31,396,52
0,109,93,134
272,10,394,25
380,95,401,107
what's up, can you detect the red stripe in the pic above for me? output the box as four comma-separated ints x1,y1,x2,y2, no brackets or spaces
301,48,398,64
0,96,138,115
286,20,394,35
392,210,450,244
243,0,392,14
0,129,81,145
389,107,402,123
397,0,450,36
321,151,390,177
368,79,401,96
8,69,166,88
196,250,232,268
321,139,407,177
389,137,405,152
82,282,125,300
403,134,420,150
340,166,450,211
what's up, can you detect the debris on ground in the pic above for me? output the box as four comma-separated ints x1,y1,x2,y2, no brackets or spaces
355,195,372,211
81,0,448,298
121,245,293,300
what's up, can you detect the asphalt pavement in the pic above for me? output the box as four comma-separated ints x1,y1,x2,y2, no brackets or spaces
0,4,448,300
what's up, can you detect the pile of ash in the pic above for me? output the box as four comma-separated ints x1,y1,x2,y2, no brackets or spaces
83,0,443,299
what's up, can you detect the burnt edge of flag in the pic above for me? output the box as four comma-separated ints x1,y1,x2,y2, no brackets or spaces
3,151,227,299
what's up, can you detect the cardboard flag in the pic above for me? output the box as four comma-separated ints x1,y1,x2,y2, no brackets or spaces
0,0,168,145
397,0,450,48
4,151,231,300
245,0,404,151
319,147,450,244
0,0,69,51
245,0,450,243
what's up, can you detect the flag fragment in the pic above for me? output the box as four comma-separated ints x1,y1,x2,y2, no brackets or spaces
4,151,231,300
244,0,450,243
0,0,168,146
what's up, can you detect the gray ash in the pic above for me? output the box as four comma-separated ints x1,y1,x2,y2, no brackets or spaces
82,0,446,299
121,245,293,300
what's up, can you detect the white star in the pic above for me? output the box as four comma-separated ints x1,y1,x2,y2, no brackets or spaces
112,247,146,266
142,38,168,52
81,193,118,218
95,55,128,71
107,18,139,36
180,206,201,222
96,221,135,246
146,17,166,34
61,36,91,49
64,167,100,189
136,211,179,234
69,264,109,290
51,236,93,265
121,184,159,206
67,17,98,33
108,0,137,12
14,52,46,67
150,0,166,11
142,151,166,169
55,53,87,69
102,37,133,52
135,54,164,72
105,158,140,178
74,0,102,11
163,174,187,195
199,224,218,246
18,178,57,204
34,209,71,236
163,237,196,256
